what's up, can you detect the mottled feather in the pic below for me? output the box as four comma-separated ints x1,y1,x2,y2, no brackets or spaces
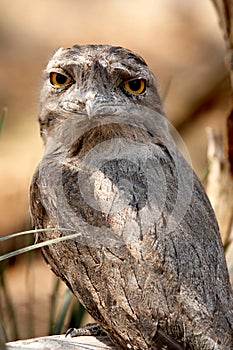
30,45,233,349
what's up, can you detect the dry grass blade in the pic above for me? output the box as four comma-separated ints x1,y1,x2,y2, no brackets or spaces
0,108,7,135
0,229,81,262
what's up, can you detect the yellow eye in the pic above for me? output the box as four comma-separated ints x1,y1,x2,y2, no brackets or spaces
122,78,146,95
50,72,72,88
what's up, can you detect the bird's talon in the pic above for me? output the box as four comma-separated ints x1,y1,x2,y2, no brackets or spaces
65,323,105,337
65,327,79,337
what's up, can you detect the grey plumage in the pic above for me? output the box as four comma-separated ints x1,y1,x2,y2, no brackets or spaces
30,45,233,349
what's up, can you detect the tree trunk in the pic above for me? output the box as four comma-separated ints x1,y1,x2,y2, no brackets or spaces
207,0,233,284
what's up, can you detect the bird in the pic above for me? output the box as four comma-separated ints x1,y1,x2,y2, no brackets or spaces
30,44,233,349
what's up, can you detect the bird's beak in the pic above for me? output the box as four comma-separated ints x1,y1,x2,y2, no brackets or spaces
84,91,117,119
85,98,96,119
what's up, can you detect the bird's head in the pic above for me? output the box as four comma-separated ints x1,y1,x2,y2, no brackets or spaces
35,44,194,248
38,45,163,142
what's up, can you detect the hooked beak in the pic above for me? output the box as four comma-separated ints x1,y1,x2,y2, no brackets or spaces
84,92,118,119
60,90,119,120
85,100,118,119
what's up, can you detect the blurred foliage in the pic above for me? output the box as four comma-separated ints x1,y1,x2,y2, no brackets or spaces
0,231,86,342
0,109,6,135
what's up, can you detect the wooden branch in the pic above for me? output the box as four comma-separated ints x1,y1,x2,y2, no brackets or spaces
205,128,233,245
205,129,233,285
211,0,233,46
6,334,120,350
207,0,233,285
211,0,233,173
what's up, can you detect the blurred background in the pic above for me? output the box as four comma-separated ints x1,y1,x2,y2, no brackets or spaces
0,0,230,342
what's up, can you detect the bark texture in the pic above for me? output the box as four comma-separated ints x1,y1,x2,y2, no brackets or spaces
6,334,120,350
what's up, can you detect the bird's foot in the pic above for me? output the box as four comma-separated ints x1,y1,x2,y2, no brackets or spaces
66,323,106,337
